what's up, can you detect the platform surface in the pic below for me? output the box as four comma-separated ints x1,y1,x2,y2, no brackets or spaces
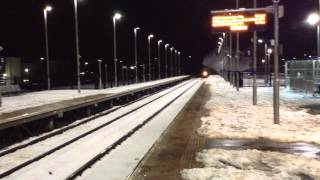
0,76,188,130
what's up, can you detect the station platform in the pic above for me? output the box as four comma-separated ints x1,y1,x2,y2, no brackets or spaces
0,76,189,131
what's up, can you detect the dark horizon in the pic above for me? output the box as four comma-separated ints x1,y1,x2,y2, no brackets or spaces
0,0,319,76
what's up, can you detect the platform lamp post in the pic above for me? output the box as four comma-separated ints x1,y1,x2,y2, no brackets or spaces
73,0,81,93
141,64,146,82
98,59,103,89
148,34,154,81
113,12,122,87
174,50,178,76
157,40,162,79
170,47,174,77
0,46,3,107
134,27,140,83
178,51,181,75
306,13,320,57
252,0,258,105
267,48,273,85
236,0,240,92
43,6,52,90
258,39,269,84
164,44,170,78
105,64,108,88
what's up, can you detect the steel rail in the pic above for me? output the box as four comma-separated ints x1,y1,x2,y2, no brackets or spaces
0,79,193,178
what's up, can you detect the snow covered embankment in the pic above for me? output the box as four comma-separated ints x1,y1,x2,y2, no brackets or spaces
197,76,320,144
181,76,320,180
181,149,320,180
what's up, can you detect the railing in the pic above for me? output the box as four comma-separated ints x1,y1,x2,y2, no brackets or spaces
221,71,286,87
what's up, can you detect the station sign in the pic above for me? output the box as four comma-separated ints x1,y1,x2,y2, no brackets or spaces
211,12,268,32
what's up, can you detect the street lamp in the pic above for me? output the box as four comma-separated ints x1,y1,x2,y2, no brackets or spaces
134,27,140,83
174,50,178,76
258,39,270,84
165,44,170,78
98,59,103,89
306,13,320,56
267,48,273,84
157,40,162,79
105,64,108,88
170,47,174,77
141,64,146,82
73,0,81,93
148,34,154,81
307,13,320,25
178,51,181,75
43,5,52,90
0,46,3,107
113,12,122,87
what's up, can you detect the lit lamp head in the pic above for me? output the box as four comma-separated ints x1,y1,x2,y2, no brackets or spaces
306,13,320,25
113,13,122,20
165,44,170,48
268,48,273,54
134,27,140,32
148,34,154,40
158,40,163,45
258,39,264,44
45,6,52,12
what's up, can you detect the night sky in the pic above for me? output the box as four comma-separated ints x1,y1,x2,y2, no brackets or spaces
0,0,319,76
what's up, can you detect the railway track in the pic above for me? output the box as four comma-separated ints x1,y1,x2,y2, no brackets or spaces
0,79,200,179
0,80,190,157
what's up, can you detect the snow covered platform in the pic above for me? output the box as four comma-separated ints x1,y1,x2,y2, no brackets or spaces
0,76,189,130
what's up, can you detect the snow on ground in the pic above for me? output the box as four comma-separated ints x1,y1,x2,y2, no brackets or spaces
5,80,199,180
0,76,186,114
181,149,320,180
197,76,320,144
181,76,320,179
78,80,202,180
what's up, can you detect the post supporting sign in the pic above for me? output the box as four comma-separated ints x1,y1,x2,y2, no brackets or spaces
211,1,282,124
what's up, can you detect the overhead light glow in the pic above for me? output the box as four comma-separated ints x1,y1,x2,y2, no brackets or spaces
45,6,52,12
306,13,320,25
114,13,122,20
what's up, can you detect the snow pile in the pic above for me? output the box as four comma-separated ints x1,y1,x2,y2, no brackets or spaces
181,149,320,180
198,76,320,144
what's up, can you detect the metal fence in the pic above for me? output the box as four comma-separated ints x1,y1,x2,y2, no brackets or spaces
285,60,320,94
241,72,286,87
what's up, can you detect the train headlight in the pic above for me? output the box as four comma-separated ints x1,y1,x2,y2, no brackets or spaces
202,70,209,77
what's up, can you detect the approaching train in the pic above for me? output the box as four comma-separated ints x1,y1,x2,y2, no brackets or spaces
201,69,210,78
